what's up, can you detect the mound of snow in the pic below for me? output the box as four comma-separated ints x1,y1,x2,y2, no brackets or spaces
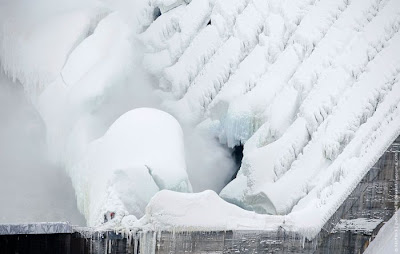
141,189,283,231
69,108,192,226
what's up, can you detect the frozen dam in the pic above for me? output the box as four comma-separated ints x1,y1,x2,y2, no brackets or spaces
1,135,399,253
1,0,400,253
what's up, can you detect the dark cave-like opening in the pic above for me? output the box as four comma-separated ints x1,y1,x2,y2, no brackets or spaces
153,7,161,20
230,144,243,182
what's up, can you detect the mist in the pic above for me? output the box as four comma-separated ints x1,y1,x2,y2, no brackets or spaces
0,0,238,225
184,128,237,193
86,34,238,193
0,71,85,225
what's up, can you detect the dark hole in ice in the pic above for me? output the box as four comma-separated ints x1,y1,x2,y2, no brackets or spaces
207,20,211,26
153,7,161,20
230,144,243,182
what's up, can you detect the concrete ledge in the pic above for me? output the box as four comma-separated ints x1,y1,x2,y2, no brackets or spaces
0,222,73,235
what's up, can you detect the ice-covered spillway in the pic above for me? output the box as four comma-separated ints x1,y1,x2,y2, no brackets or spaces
69,108,192,226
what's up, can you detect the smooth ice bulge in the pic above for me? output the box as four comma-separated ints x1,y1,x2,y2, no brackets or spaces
69,108,192,226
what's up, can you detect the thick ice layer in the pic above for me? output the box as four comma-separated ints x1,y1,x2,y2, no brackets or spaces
140,190,284,231
69,108,192,226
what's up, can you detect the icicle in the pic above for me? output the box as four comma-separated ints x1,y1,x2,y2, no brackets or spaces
157,229,162,250
134,237,138,254
104,238,108,254
152,231,157,254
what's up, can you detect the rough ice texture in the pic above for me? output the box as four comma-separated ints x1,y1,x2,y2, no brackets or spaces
69,108,192,226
